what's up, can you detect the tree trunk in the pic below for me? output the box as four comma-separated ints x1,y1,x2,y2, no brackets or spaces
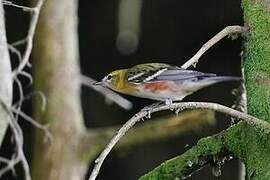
242,0,270,121
0,0,13,146
31,0,88,179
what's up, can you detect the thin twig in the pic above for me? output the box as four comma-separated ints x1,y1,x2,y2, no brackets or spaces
18,71,33,85
0,100,30,180
181,25,247,69
0,1,46,179
3,0,36,12
0,94,50,179
13,91,47,112
81,75,133,110
8,43,31,67
0,157,10,164
19,149,31,180
11,107,52,143
13,77,23,121
89,102,265,180
8,44,22,62
12,0,45,78
11,38,27,47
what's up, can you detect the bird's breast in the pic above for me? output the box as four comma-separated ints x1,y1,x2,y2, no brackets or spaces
142,81,173,92
120,81,184,101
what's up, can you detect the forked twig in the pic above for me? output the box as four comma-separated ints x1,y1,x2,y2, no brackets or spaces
11,0,45,77
181,25,247,69
0,0,46,179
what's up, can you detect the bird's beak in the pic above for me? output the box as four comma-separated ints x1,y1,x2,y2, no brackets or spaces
93,81,103,86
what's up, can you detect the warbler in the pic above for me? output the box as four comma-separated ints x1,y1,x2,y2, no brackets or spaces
94,63,241,104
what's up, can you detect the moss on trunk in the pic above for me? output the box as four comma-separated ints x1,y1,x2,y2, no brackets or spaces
242,0,270,121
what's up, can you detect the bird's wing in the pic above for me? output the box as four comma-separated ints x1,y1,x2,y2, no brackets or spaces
126,63,216,83
126,63,170,83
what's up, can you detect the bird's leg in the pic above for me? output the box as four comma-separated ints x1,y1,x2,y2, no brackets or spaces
165,98,174,110
141,101,163,119
140,99,173,119
165,98,172,105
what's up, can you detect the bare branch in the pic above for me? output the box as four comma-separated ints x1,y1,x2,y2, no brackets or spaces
13,77,23,121
82,110,215,161
3,1,36,12
8,44,22,62
12,0,45,78
11,107,52,143
0,94,50,179
13,91,47,112
0,157,10,164
0,0,46,179
181,26,247,69
11,38,27,47
18,71,33,85
115,110,215,149
89,102,265,180
81,75,133,110
0,100,30,180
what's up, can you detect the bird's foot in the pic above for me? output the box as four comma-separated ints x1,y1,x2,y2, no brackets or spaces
165,98,174,110
141,102,163,119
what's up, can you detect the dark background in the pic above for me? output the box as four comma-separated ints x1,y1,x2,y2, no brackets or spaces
1,0,243,179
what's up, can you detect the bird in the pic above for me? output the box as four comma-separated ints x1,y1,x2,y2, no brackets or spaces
94,63,241,105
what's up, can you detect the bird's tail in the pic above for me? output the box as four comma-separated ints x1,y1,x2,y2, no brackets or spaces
175,75,242,100
205,76,242,83
196,76,242,88
191,76,242,91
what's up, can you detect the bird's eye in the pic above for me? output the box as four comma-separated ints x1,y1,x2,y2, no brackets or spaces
107,74,112,81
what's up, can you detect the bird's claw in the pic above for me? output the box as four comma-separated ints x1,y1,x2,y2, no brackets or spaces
140,102,163,119
165,98,174,110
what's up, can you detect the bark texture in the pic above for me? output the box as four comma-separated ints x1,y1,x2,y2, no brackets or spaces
31,0,87,179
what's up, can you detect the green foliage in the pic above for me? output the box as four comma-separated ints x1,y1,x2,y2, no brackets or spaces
242,0,270,121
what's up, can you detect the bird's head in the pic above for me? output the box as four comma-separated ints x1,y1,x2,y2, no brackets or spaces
94,69,126,91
